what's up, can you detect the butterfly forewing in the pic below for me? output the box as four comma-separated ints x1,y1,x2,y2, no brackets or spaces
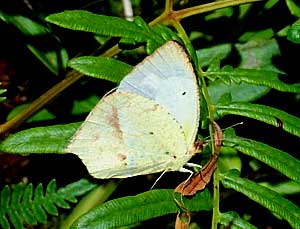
118,41,199,147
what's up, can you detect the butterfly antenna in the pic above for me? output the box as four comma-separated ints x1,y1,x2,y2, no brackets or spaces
200,121,244,145
218,121,244,142
223,122,244,130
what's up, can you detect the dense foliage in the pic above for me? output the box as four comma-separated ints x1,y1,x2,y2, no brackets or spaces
0,0,300,228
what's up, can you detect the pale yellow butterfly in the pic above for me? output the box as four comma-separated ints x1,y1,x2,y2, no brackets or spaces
67,41,200,178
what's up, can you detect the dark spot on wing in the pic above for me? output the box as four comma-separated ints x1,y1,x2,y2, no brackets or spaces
150,104,160,111
165,152,177,159
182,91,186,95
149,131,154,135
118,153,127,161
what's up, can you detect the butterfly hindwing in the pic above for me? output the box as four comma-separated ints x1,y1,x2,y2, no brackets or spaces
67,91,192,178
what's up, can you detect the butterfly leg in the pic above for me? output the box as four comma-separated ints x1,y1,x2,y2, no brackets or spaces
178,167,194,184
185,162,202,169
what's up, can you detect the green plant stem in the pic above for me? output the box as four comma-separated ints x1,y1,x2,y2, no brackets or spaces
197,66,220,228
212,167,221,229
60,180,120,229
165,0,173,12
171,21,196,57
101,45,121,57
174,0,261,20
150,0,261,25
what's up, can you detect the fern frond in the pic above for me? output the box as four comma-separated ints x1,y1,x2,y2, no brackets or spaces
287,19,300,44
68,57,133,83
220,211,257,229
0,179,96,229
73,189,212,228
216,102,300,137
46,11,181,54
206,59,300,93
0,123,80,154
221,170,300,228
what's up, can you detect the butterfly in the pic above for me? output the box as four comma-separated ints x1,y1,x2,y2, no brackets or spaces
67,41,200,179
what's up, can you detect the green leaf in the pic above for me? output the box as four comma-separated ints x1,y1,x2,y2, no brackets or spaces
44,181,59,216
207,67,300,93
235,38,281,71
0,123,80,154
68,56,133,83
0,89,6,103
22,185,36,225
221,170,300,228
239,29,274,42
73,189,212,228
0,186,10,213
7,95,100,123
27,44,68,76
208,80,268,104
287,19,300,44
61,181,119,229
207,39,284,103
7,208,22,229
223,134,300,184
58,179,97,203
219,147,242,174
9,185,24,229
286,0,300,17
0,11,49,36
196,43,232,68
32,184,47,223
216,102,300,137
7,104,56,123
0,10,68,75
46,10,167,53
259,180,300,195
264,0,280,10
220,211,257,229
71,95,99,116
151,23,181,46
0,187,10,229
120,16,182,53
205,7,233,20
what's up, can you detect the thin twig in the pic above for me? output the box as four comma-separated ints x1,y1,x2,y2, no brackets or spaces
0,71,82,134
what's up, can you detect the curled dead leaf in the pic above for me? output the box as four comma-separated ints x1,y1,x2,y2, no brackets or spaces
174,121,223,196
175,212,191,229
